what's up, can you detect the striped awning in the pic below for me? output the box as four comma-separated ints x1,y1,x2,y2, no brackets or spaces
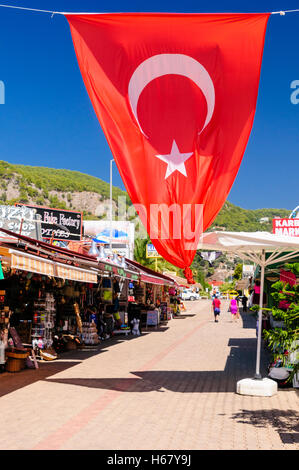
11,251,55,277
56,264,97,283
10,250,97,283
140,273,165,285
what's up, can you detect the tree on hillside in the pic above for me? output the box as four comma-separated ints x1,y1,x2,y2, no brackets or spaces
233,263,243,280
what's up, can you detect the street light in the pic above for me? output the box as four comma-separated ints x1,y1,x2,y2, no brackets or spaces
110,159,114,252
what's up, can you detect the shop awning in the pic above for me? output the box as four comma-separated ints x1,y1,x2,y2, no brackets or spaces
162,272,202,289
0,227,176,286
0,227,139,282
55,263,97,283
10,249,98,283
140,273,165,285
11,251,55,277
126,259,175,286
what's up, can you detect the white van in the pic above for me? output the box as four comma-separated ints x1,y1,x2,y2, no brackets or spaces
180,289,201,301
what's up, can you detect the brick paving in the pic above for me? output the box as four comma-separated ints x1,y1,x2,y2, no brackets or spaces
0,299,298,450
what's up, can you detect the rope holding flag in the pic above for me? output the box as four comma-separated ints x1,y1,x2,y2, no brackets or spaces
1,4,299,15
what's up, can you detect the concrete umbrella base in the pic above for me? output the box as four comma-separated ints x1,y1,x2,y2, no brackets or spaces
236,377,278,396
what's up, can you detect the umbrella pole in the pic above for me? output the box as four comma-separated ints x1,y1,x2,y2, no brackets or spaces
254,250,265,379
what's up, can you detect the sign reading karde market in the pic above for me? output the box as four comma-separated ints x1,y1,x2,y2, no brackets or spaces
16,204,82,241
273,218,299,237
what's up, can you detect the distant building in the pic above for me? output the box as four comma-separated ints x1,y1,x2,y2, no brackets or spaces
259,217,269,224
242,265,255,277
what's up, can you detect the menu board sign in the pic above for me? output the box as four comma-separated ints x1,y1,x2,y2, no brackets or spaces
146,310,159,326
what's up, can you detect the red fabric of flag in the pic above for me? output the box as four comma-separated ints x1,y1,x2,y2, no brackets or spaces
66,13,269,283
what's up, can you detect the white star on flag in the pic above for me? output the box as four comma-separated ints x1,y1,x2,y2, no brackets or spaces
155,140,193,179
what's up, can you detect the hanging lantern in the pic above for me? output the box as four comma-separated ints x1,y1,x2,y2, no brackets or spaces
88,240,100,257
97,245,106,259
112,252,119,264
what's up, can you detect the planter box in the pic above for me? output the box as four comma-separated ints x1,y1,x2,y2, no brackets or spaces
269,314,285,329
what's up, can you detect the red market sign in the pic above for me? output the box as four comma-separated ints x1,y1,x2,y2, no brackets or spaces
273,218,299,237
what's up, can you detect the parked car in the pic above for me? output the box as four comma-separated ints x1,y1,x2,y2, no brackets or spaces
180,289,201,301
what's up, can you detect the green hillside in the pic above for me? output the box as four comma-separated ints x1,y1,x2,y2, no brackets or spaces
0,160,129,205
210,201,290,232
0,160,290,231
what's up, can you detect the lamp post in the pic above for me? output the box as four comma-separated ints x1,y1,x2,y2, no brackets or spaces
110,159,114,253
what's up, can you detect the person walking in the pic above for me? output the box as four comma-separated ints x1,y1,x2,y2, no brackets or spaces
241,295,248,312
212,296,221,322
229,297,239,322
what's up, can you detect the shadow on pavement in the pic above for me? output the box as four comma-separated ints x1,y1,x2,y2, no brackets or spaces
239,309,257,329
172,314,196,319
0,360,80,398
45,335,270,394
0,335,137,398
142,326,169,333
230,408,299,445
45,371,236,393
44,368,254,394
0,308,270,398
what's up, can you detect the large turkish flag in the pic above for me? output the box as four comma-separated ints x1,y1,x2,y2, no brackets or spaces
66,13,269,282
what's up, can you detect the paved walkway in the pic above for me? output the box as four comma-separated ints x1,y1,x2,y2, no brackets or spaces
0,299,298,450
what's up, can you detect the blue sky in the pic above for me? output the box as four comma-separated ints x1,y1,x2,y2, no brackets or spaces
0,1,298,211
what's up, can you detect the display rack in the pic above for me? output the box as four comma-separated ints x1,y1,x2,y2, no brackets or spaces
31,293,56,353
0,290,10,368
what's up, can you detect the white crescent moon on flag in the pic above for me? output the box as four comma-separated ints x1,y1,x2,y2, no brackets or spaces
128,53,215,137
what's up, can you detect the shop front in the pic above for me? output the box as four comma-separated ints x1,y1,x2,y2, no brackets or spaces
0,241,102,369
125,259,180,330
0,228,177,374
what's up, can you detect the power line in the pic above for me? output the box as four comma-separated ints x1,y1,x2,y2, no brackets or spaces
0,3,59,16
0,4,298,16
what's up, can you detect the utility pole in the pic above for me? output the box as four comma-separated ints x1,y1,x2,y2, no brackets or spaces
110,159,114,253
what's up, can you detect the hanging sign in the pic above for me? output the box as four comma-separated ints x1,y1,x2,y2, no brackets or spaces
66,13,269,282
0,205,39,239
146,243,162,259
16,204,82,241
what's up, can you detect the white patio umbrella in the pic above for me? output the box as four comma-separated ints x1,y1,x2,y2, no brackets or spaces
198,231,299,396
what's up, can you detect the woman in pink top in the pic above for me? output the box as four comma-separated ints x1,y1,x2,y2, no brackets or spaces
229,298,239,322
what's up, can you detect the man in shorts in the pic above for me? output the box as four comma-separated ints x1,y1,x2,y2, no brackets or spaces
212,296,221,322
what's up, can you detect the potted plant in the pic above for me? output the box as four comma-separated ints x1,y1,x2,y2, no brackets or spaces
262,263,299,386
